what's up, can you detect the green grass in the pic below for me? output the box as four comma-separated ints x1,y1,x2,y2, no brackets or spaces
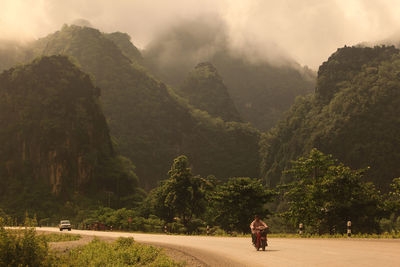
57,237,184,266
5,230,81,242
108,229,400,239
136,230,400,239
41,233,81,242
267,232,400,239
207,232,400,239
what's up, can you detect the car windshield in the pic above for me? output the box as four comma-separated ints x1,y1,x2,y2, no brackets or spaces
61,220,70,224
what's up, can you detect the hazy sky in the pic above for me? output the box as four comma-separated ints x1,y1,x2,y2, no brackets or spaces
2,0,400,69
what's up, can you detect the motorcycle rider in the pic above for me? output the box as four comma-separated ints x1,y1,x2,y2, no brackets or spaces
250,215,268,246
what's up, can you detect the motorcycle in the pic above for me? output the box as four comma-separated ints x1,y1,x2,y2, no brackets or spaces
254,225,269,251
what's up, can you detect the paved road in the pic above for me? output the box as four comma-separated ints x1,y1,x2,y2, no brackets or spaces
38,227,400,267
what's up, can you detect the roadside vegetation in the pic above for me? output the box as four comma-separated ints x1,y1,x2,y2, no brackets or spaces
0,218,181,266
40,233,81,243
58,238,183,267
2,151,400,238
82,153,400,237
267,232,400,239
0,219,51,266
4,230,81,243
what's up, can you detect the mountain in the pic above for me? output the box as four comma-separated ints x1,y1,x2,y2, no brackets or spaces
178,62,241,122
211,52,315,130
0,55,140,218
143,19,315,130
103,32,143,64
27,25,260,189
260,45,400,189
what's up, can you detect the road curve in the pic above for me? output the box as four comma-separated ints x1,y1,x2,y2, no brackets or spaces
37,227,400,267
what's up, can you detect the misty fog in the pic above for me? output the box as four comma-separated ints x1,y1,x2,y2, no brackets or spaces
2,0,400,69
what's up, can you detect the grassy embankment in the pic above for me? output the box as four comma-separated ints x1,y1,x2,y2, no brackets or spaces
0,224,183,266
58,237,183,266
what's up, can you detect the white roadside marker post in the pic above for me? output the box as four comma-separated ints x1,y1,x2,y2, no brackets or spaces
347,221,352,237
299,223,304,235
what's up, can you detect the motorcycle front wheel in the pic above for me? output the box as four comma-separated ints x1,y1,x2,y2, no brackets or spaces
261,239,266,251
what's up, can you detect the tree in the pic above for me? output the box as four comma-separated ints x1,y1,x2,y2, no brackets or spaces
151,156,207,227
390,178,400,204
282,149,384,234
210,177,275,233
385,178,400,224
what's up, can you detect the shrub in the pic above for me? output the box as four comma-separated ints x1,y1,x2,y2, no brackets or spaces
0,222,51,266
116,237,134,247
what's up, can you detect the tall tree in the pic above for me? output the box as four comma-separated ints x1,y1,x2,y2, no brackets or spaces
210,177,275,233
282,149,384,234
152,156,207,226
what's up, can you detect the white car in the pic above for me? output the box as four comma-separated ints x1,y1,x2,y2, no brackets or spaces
59,220,71,231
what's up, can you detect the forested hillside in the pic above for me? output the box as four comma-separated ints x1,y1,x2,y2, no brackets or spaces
178,62,242,122
0,56,141,218
143,20,315,130
261,45,400,189
28,25,260,189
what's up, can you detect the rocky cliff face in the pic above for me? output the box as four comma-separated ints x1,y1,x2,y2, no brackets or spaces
0,55,114,196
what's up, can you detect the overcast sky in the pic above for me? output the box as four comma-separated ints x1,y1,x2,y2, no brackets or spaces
2,0,400,69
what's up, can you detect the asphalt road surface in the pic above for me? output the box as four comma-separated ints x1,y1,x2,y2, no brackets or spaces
38,227,400,267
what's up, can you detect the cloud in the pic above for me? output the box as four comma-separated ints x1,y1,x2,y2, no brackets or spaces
1,0,400,68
